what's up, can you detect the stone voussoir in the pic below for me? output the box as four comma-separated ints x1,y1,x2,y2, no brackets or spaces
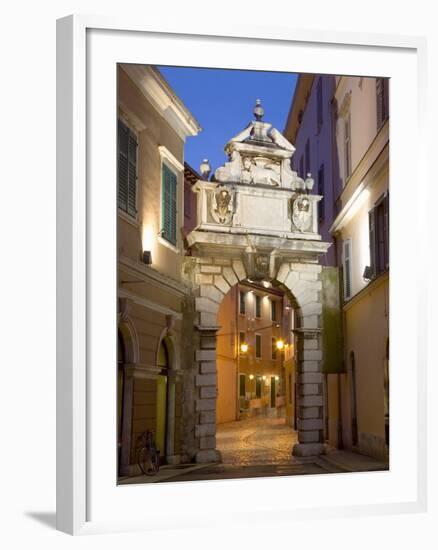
232,259,246,281
222,266,239,286
200,265,222,274
214,275,231,295
276,263,291,283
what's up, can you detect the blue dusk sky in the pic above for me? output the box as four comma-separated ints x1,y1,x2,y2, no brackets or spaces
158,66,298,175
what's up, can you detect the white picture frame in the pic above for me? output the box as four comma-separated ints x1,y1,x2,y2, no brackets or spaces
56,15,428,535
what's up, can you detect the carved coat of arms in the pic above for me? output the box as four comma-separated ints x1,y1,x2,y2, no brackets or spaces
292,195,313,232
211,186,234,224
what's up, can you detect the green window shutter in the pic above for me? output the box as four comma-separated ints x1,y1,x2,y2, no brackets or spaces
117,120,137,216
127,132,137,216
369,208,376,278
117,120,129,211
162,163,177,245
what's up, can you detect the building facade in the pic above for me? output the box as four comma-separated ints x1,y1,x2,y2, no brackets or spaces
330,75,389,461
215,282,294,424
285,74,389,461
117,64,201,475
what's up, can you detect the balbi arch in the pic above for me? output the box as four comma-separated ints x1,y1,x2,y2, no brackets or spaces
191,254,325,463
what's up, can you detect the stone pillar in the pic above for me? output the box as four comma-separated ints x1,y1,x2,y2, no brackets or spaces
120,364,134,475
194,326,221,463
165,370,177,464
292,329,325,456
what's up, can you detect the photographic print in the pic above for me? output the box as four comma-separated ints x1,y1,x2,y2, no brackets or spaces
116,64,389,485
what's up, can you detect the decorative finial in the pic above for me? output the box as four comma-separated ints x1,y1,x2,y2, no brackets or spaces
254,99,264,121
200,158,211,180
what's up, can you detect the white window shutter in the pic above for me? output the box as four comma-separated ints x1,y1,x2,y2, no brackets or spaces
343,239,352,300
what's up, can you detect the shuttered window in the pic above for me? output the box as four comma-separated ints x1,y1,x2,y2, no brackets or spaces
239,374,246,397
369,193,389,278
161,163,178,246
255,295,261,318
272,338,277,360
255,334,262,359
344,115,351,182
343,239,352,300
239,291,246,314
271,299,277,322
376,77,389,129
117,120,137,216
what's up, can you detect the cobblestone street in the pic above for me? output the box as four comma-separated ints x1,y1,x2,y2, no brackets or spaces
216,417,298,465
119,417,389,485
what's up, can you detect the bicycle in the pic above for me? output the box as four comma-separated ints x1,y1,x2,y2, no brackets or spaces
137,429,160,476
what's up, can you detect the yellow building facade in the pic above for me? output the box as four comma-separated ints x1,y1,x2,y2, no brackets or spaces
117,65,201,475
216,283,295,425
329,75,389,461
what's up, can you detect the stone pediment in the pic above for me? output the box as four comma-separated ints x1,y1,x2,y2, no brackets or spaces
213,100,312,191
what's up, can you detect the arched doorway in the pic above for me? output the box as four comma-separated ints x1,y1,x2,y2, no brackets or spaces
117,330,125,475
156,339,170,458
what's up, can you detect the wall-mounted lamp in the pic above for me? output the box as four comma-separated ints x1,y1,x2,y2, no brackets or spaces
363,265,372,281
142,250,152,265
240,343,248,354
275,376,280,381
276,339,285,351
262,375,267,381
249,374,254,380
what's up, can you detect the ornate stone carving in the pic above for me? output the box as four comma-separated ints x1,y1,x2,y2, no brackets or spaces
241,157,281,186
211,186,234,224
292,194,313,232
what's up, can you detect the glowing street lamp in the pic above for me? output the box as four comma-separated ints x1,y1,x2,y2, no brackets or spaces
275,339,285,351
240,342,249,354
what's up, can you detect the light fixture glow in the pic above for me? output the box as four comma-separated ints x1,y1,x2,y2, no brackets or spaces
275,375,280,381
276,339,285,350
240,343,248,354
262,375,267,381
249,374,254,380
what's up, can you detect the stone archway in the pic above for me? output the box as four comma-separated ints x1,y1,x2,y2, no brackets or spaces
190,255,325,462
185,100,330,463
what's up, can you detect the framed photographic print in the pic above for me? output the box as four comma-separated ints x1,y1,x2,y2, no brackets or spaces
57,15,427,535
